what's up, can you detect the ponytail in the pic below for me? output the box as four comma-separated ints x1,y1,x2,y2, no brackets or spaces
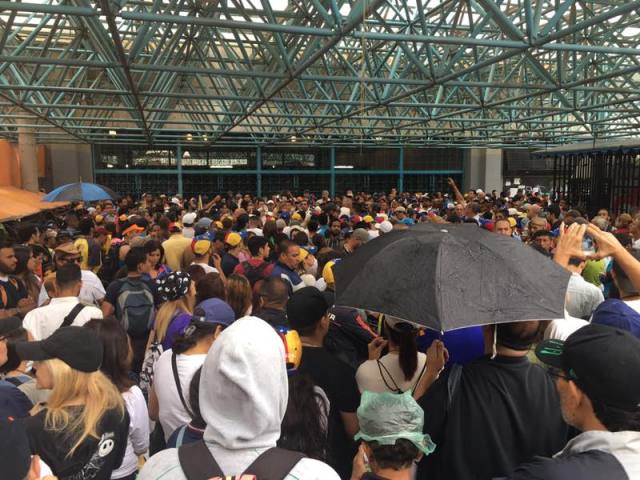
387,322,418,381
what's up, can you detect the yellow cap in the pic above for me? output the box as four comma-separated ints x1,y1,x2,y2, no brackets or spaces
298,248,309,261
95,214,104,224
508,217,517,228
225,232,242,247
363,215,374,223
322,260,336,285
192,239,212,255
291,212,302,221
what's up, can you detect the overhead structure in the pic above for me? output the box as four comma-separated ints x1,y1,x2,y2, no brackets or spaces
0,0,639,148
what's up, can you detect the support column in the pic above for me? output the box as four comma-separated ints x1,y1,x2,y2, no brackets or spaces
256,146,262,198
330,146,336,197
176,144,183,196
17,119,39,191
398,147,404,192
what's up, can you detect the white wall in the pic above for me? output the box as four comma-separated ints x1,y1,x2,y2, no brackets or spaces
463,148,503,193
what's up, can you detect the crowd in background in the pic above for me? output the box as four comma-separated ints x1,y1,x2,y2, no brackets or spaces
0,177,639,480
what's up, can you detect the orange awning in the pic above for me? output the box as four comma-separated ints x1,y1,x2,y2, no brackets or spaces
0,187,69,221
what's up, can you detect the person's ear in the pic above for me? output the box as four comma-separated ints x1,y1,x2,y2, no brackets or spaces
214,325,223,339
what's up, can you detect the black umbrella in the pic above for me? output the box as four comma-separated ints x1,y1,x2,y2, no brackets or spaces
333,223,570,331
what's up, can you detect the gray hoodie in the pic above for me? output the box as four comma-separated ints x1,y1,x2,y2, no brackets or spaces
139,316,339,480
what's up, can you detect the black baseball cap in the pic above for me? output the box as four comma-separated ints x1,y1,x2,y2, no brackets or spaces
0,316,21,337
287,287,329,331
15,326,103,373
536,323,640,410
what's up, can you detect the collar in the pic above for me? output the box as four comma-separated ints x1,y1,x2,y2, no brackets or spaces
49,297,79,304
0,274,8,282
555,430,640,458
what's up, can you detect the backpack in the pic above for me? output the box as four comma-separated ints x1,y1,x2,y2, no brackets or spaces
139,329,163,398
324,306,377,370
115,278,155,338
178,440,305,480
97,243,122,287
240,260,269,287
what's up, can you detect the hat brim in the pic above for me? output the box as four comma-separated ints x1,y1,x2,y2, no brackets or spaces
14,340,53,362
535,339,566,369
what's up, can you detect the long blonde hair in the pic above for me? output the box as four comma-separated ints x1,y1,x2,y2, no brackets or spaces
155,296,195,342
43,358,125,456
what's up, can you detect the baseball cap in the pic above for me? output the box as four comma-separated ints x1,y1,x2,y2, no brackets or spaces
291,212,302,222
182,212,197,226
322,260,337,285
54,243,80,256
0,316,21,337
15,326,103,373
352,228,370,244
95,214,105,224
375,220,393,233
276,219,287,230
118,214,128,222
225,232,242,247
287,287,329,331
591,299,640,339
395,206,407,213
195,217,213,230
95,226,108,236
192,238,212,255
298,248,309,261
536,323,640,410
192,298,236,328
363,215,374,224
123,224,144,236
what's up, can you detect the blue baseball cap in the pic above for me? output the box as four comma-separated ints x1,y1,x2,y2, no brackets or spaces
194,298,236,327
592,299,640,339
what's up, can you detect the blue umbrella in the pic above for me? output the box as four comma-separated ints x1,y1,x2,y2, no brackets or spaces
42,182,118,202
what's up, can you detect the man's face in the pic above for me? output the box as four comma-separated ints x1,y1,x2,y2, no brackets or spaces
598,210,610,221
151,225,162,238
0,247,17,274
299,201,308,211
455,204,464,217
281,245,300,269
529,218,547,234
330,221,342,235
495,221,512,237
396,211,405,220
534,235,553,252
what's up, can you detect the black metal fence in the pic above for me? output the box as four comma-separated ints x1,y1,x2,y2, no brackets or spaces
549,149,640,216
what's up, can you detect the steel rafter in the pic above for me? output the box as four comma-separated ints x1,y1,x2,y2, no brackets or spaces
0,0,639,146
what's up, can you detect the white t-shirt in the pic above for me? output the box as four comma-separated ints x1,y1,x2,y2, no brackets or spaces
112,386,149,479
153,350,206,441
356,351,427,394
37,269,105,307
23,297,103,340
190,261,219,275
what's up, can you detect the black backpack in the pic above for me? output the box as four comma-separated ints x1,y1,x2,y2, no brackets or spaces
240,260,269,287
178,440,305,480
324,306,377,370
97,243,122,287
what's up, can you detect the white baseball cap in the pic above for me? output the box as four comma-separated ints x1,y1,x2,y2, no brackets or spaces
375,220,393,233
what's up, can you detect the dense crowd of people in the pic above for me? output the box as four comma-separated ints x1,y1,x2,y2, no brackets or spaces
0,178,639,480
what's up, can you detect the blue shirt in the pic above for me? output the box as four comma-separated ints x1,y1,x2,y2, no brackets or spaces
271,262,303,294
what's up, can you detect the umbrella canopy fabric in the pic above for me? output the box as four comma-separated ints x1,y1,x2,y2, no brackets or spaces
0,187,68,221
333,223,571,332
42,182,118,202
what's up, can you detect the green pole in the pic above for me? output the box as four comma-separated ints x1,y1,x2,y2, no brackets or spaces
398,146,404,192
330,146,336,197
256,146,262,197
176,143,183,196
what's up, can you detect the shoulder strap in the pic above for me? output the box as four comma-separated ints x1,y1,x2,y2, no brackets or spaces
243,447,306,480
376,359,402,393
171,352,193,417
61,303,86,328
177,440,224,480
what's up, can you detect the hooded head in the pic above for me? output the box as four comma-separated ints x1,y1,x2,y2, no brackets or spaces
200,316,288,449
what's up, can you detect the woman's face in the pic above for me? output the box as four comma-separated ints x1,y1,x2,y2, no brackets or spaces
34,361,53,390
147,249,161,267
27,253,39,273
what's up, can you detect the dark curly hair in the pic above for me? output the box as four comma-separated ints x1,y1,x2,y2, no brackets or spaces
369,438,420,470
